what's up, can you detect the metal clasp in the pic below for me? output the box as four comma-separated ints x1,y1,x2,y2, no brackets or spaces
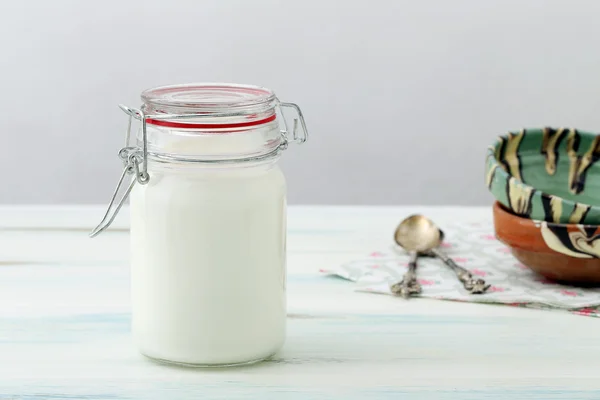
119,105,150,184
279,102,308,144
89,105,150,238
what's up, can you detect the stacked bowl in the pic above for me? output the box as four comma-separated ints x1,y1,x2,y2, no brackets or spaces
486,127,600,284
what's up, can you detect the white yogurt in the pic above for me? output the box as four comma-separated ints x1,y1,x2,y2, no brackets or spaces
129,159,287,366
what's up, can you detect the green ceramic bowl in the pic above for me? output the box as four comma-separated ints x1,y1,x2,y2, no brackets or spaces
485,127,600,224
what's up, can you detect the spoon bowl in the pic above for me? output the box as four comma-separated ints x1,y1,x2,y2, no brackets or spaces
394,214,443,253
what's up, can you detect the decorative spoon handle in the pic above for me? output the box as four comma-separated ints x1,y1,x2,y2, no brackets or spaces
390,251,422,298
431,248,490,294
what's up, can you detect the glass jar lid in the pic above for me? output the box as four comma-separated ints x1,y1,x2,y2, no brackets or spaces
141,83,279,130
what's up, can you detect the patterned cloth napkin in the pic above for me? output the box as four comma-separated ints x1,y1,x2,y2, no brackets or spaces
321,221,600,318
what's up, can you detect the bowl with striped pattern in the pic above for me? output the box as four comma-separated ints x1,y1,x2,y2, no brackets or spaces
485,127,600,224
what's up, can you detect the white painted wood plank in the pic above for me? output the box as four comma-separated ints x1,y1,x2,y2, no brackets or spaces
0,205,491,229
0,205,490,265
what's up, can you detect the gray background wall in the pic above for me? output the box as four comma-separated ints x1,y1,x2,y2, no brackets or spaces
2,0,600,205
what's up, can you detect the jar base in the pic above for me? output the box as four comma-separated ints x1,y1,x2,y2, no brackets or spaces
141,351,278,368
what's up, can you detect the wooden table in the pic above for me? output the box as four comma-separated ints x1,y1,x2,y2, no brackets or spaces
1,205,599,399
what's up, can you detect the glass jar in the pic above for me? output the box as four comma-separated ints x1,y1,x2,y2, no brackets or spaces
91,83,308,367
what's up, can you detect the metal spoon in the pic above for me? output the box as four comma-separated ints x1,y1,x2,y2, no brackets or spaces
394,214,490,294
390,214,436,298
